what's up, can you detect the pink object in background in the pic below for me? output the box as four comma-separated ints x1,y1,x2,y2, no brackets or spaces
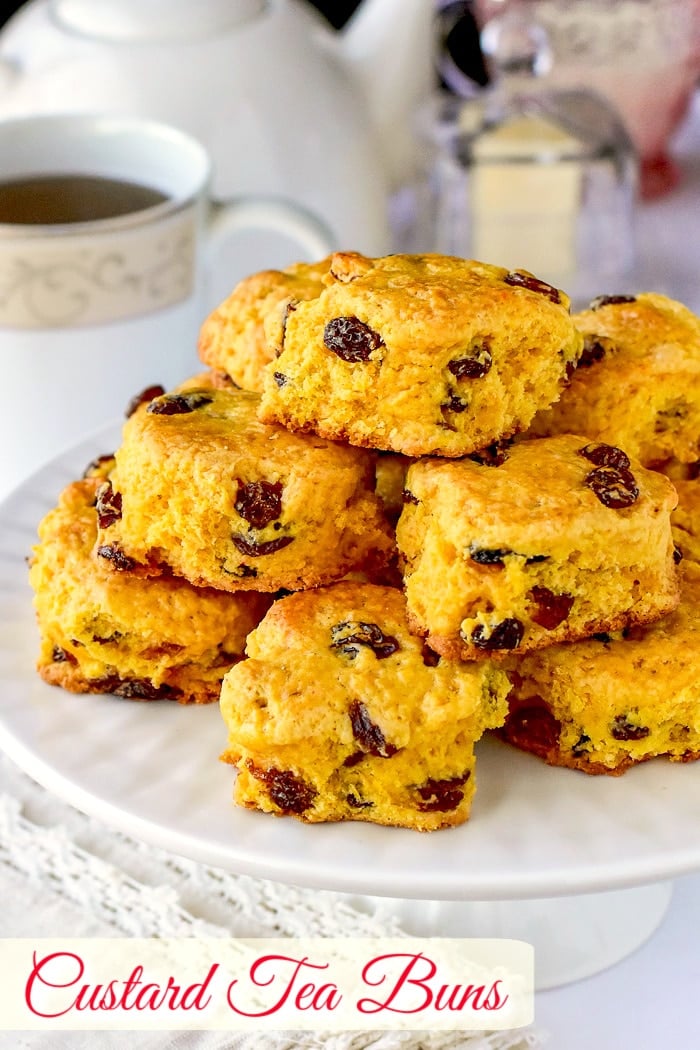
475,0,700,198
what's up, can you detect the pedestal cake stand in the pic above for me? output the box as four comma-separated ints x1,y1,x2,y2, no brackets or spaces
1,430,697,990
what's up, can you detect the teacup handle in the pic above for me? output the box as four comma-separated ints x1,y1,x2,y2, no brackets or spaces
206,197,335,262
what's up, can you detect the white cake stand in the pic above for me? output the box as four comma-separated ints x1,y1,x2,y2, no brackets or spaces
1,429,697,990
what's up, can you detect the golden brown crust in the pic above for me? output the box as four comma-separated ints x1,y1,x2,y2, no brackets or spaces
97,386,394,593
37,654,224,705
397,434,680,661
30,478,271,703
419,601,681,663
499,569,700,772
30,255,700,817
530,292,700,466
259,253,582,457
198,258,331,392
220,582,510,830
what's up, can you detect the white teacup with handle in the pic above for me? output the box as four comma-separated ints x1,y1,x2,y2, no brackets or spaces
0,112,333,498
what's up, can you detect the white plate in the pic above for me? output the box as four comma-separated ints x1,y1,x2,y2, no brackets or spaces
1,426,700,902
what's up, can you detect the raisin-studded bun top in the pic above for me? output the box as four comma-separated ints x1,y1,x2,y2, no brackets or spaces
96,386,394,593
403,434,678,544
219,581,510,829
531,291,700,468
397,434,680,661
224,581,507,745
577,292,700,360
259,252,582,458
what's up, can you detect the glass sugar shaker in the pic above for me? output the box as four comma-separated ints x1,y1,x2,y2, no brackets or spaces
402,0,638,306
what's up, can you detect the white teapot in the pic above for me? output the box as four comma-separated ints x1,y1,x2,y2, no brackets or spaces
0,0,436,282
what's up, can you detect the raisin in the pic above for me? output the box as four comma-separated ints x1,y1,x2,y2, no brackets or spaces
593,632,612,643
246,761,317,815
330,621,400,660
280,299,298,347
579,442,630,470
447,343,492,380
504,271,561,304
467,439,512,467
611,715,650,741
113,679,182,701
589,294,637,310
228,564,258,579
92,631,123,645
147,392,212,416
346,793,374,809
95,481,122,529
273,372,289,388
343,751,365,768
471,618,524,651
96,544,137,571
421,642,440,667
440,394,470,415
52,645,75,664
528,586,574,630
585,466,639,508
323,316,384,362
572,734,591,756
502,697,561,756
349,700,398,758
688,462,700,480
673,544,684,565
578,336,607,368
235,479,283,529
469,546,509,566
416,772,470,813
402,489,419,505
86,673,121,692
87,673,177,700
82,453,115,478
125,384,165,418
231,534,293,557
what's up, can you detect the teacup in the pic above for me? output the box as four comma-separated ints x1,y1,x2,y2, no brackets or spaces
0,112,333,497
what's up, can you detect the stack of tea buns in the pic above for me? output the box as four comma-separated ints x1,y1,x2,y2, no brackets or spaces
30,252,699,829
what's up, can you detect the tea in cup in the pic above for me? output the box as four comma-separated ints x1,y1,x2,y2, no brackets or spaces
0,113,332,497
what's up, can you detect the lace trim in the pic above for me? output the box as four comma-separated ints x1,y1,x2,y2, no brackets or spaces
0,755,546,1050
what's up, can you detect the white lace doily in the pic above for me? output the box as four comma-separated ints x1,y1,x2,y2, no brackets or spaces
0,752,545,1050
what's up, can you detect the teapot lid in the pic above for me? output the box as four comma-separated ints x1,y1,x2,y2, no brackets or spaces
51,0,266,42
